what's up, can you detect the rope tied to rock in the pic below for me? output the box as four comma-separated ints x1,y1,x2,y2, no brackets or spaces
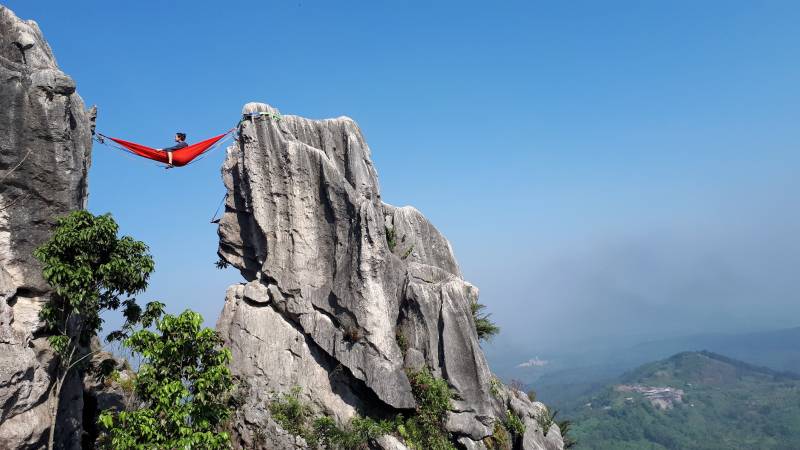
244,111,283,122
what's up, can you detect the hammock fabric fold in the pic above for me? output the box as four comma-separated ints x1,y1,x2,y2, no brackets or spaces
104,132,231,167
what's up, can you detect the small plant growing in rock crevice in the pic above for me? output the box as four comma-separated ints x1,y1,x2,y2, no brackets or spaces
396,330,409,357
484,410,525,450
316,415,393,449
398,368,456,450
268,387,391,449
483,421,512,450
269,368,459,450
489,377,503,398
471,301,500,341
535,407,558,435
385,225,397,252
503,409,526,437
269,387,313,441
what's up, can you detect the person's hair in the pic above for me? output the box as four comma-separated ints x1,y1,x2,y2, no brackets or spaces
176,132,186,141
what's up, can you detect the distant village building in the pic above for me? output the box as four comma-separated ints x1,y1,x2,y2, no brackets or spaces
615,385,685,410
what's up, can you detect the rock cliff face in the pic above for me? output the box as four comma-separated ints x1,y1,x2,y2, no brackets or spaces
217,103,564,449
0,6,94,449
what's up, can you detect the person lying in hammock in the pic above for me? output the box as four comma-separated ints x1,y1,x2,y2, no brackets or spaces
158,132,188,167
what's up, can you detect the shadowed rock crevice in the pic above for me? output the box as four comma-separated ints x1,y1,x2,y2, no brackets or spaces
216,102,565,449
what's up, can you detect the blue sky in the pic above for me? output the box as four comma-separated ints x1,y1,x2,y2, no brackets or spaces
6,1,799,363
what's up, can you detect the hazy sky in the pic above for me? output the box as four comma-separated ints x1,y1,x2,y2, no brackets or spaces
6,1,798,361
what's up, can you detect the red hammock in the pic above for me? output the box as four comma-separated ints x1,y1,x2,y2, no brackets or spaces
100,131,232,167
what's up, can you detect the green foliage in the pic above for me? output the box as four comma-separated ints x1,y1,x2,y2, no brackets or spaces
270,369,457,450
471,301,500,341
483,421,512,450
98,309,234,449
328,416,394,449
535,407,556,435
35,210,154,351
527,389,537,402
407,368,452,421
504,409,526,436
396,331,408,356
557,419,577,448
398,368,456,450
109,370,136,396
385,225,397,251
106,300,165,343
34,210,154,449
269,387,314,441
401,245,415,260
565,351,800,449
268,387,391,449
311,416,339,446
490,376,503,397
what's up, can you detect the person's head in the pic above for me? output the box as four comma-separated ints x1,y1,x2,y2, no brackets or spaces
175,132,186,142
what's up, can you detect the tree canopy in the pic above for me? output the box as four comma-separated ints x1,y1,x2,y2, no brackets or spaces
34,210,154,449
99,309,234,449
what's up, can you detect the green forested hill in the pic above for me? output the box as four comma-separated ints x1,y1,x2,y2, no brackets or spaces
566,351,800,450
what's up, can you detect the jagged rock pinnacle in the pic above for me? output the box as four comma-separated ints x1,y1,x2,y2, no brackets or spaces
0,6,94,449
216,103,564,449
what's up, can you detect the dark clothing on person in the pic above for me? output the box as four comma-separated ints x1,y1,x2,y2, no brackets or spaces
162,141,188,152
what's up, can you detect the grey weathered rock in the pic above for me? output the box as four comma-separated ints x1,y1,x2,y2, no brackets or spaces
79,339,134,449
217,103,563,449
374,435,408,450
0,6,93,449
218,283,362,448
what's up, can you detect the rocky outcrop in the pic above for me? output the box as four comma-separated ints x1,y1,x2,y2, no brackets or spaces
0,6,94,449
217,103,564,449
79,341,132,449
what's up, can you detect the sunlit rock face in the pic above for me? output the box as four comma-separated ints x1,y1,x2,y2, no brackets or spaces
0,6,93,449
217,103,564,449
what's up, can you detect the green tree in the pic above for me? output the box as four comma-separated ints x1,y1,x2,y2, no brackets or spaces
34,210,154,450
99,309,234,449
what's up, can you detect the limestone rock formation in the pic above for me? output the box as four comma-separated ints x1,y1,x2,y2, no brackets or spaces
0,6,94,449
79,340,133,449
217,103,564,449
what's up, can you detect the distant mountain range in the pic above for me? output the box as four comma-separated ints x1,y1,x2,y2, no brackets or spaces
492,326,800,408
627,326,800,374
564,351,800,450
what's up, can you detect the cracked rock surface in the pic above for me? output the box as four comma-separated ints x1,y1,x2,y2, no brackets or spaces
217,103,564,449
0,6,94,450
